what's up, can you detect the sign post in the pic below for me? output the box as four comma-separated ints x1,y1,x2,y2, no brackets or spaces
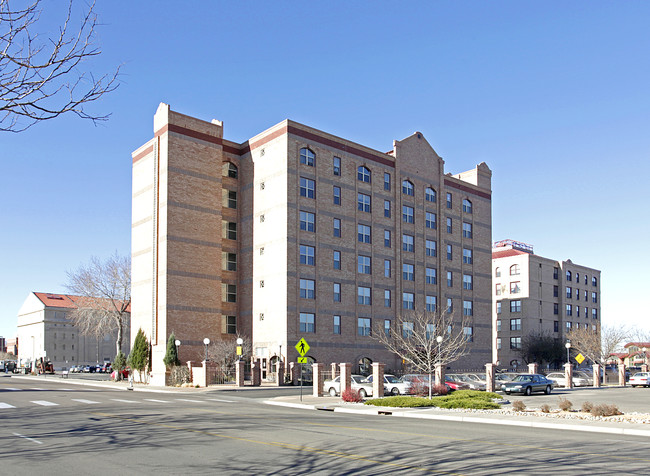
295,338,310,401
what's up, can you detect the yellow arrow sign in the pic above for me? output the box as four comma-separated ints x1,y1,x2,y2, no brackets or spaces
295,338,310,357
297,357,307,364
575,353,585,364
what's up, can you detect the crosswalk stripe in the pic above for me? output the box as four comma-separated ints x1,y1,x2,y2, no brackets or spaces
144,399,167,403
3,388,21,391
110,399,139,403
175,398,203,403
71,399,99,404
0,403,16,408
31,400,58,406
206,398,235,403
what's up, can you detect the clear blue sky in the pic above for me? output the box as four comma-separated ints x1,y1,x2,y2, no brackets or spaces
2,1,649,340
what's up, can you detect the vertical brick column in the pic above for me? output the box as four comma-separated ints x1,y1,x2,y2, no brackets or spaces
236,360,245,387
289,362,298,385
528,363,539,375
592,363,601,388
312,363,324,397
564,363,573,389
372,362,385,398
618,363,626,387
340,363,352,395
251,358,261,386
485,363,495,393
276,361,285,387
435,363,444,388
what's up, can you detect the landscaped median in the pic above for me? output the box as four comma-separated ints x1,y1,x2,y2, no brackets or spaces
364,390,503,410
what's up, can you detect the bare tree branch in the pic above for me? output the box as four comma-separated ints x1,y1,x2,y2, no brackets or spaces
567,324,629,366
0,0,120,132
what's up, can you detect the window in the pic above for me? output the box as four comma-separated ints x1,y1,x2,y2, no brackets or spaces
358,286,371,305
592,291,598,303
566,304,572,316
222,284,236,303
333,218,341,237
497,338,502,350
584,290,588,301
222,189,237,209
463,248,473,264
426,267,437,285
384,319,391,337
402,180,414,196
358,255,371,274
462,222,472,239
300,211,315,232
333,315,341,335
553,285,558,297
300,147,314,166
510,300,521,312
384,259,391,277
299,245,315,265
463,274,473,290
554,303,559,315
402,234,414,252
384,172,391,191
446,217,452,233
496,302,502,314
299,313,315,333
576,306,580,317
566,287,572,299
384,289,391,307
357,166,371,183
510,318,521,331
402,263,414,281
447,271,453,287
222,252,237,271
299,279,315,299
592,308,598,319
401,322,414,338
510,337,522,350
333,250,341,270
425,212,436,229
384,200,391,218
357,224,371,243
447,244,452,261
510,264,520,276
553,267,559,279
425,187,436,202
496,319,502,332
222,221,237,240
358,318,371,336
384,230,391,248
463,300,473,316
333,283,341,302
495,267,501,277
222,162,238,178
358,193,371,213
299,177,315,198
592,276,597,286
333,156,341,176
462,199,472,213
446,193,452,209
402,205,414,224
566,321,572,330
426,240,437,257
426,295,437,312
402,292,414,310
463,326,473,342
333,186,341,205
510,282,520,294
553,321,559,332
566,270,572,281
447,298,453,314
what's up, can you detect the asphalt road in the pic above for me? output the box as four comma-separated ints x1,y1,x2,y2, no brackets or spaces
2,378,650,475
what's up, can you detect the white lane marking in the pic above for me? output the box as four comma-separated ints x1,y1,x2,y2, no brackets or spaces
176,399,204,403
0,403,16,408
3,388,21,391
111,399,139,403
31,400,58,406
206,398,235,403
30,388,46,391
13,433,42,445
144,399,168,403
55,388,76,392
71,399,99,404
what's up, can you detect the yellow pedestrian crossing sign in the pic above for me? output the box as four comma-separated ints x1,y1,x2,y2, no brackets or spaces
575,353,585,364
295,338,310,356
297,357,308,364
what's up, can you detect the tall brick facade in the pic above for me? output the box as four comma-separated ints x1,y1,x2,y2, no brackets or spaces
132,103,493,385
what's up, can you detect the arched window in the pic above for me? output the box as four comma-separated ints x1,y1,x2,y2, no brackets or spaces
222,162,238,178
462,198,472,213
357,166,371,183
425,187,436,202
495,267,501,277
300,147,315,166
510,264,520,276
402,180,414,196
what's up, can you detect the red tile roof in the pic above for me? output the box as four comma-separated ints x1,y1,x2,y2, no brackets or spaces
625,342,650,349
33,292,130,312
492,249,529,259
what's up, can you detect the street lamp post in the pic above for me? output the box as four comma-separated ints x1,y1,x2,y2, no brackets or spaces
175,339,181,361
236,337,243,361
436,335,443,387
203,338,210,362
565,341,571,365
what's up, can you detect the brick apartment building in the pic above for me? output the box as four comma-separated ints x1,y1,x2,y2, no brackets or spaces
491,240,601,368
131,103,493,385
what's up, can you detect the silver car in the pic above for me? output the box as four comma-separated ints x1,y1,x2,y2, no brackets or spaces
546,372,589,387
366,374,411,395
629,372,650,387
323,375,373,397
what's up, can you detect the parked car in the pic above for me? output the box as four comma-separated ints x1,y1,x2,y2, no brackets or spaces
502,374,554,395
546,372,589,387
494,373,514,390
444,375,470,391
323,375,373,397
365,374,411,395
629,372,650,387
447,374,486,391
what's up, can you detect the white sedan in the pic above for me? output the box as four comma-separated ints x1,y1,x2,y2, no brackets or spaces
322,375,373,397
629,372,650,387
546,372,589,387
365,374,411,395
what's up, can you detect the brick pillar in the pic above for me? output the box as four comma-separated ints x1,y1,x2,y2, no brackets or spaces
312,363,324,397
340,363,352,395
528,363,539,375
564,363,573,389
435,363,444,388
235,360,245,387
276,361,285,387
642,364,649,373
289,362,298,385
592,363,601,388
331,362,337,379
485,363,495,393
618,363,626,387
372,362,385,398
251,358,261,386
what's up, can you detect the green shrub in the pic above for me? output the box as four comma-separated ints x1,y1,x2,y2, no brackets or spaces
365,389,502,409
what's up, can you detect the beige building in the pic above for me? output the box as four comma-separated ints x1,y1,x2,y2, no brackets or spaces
17,292,130,370
491,240,601,368
131,103,493,385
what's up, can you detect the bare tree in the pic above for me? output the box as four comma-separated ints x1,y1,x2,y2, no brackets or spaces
517,333,564,367
374,308,471,398
567,324,629,366
207,334,251,378
65,253,130,356
1,0,120,132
